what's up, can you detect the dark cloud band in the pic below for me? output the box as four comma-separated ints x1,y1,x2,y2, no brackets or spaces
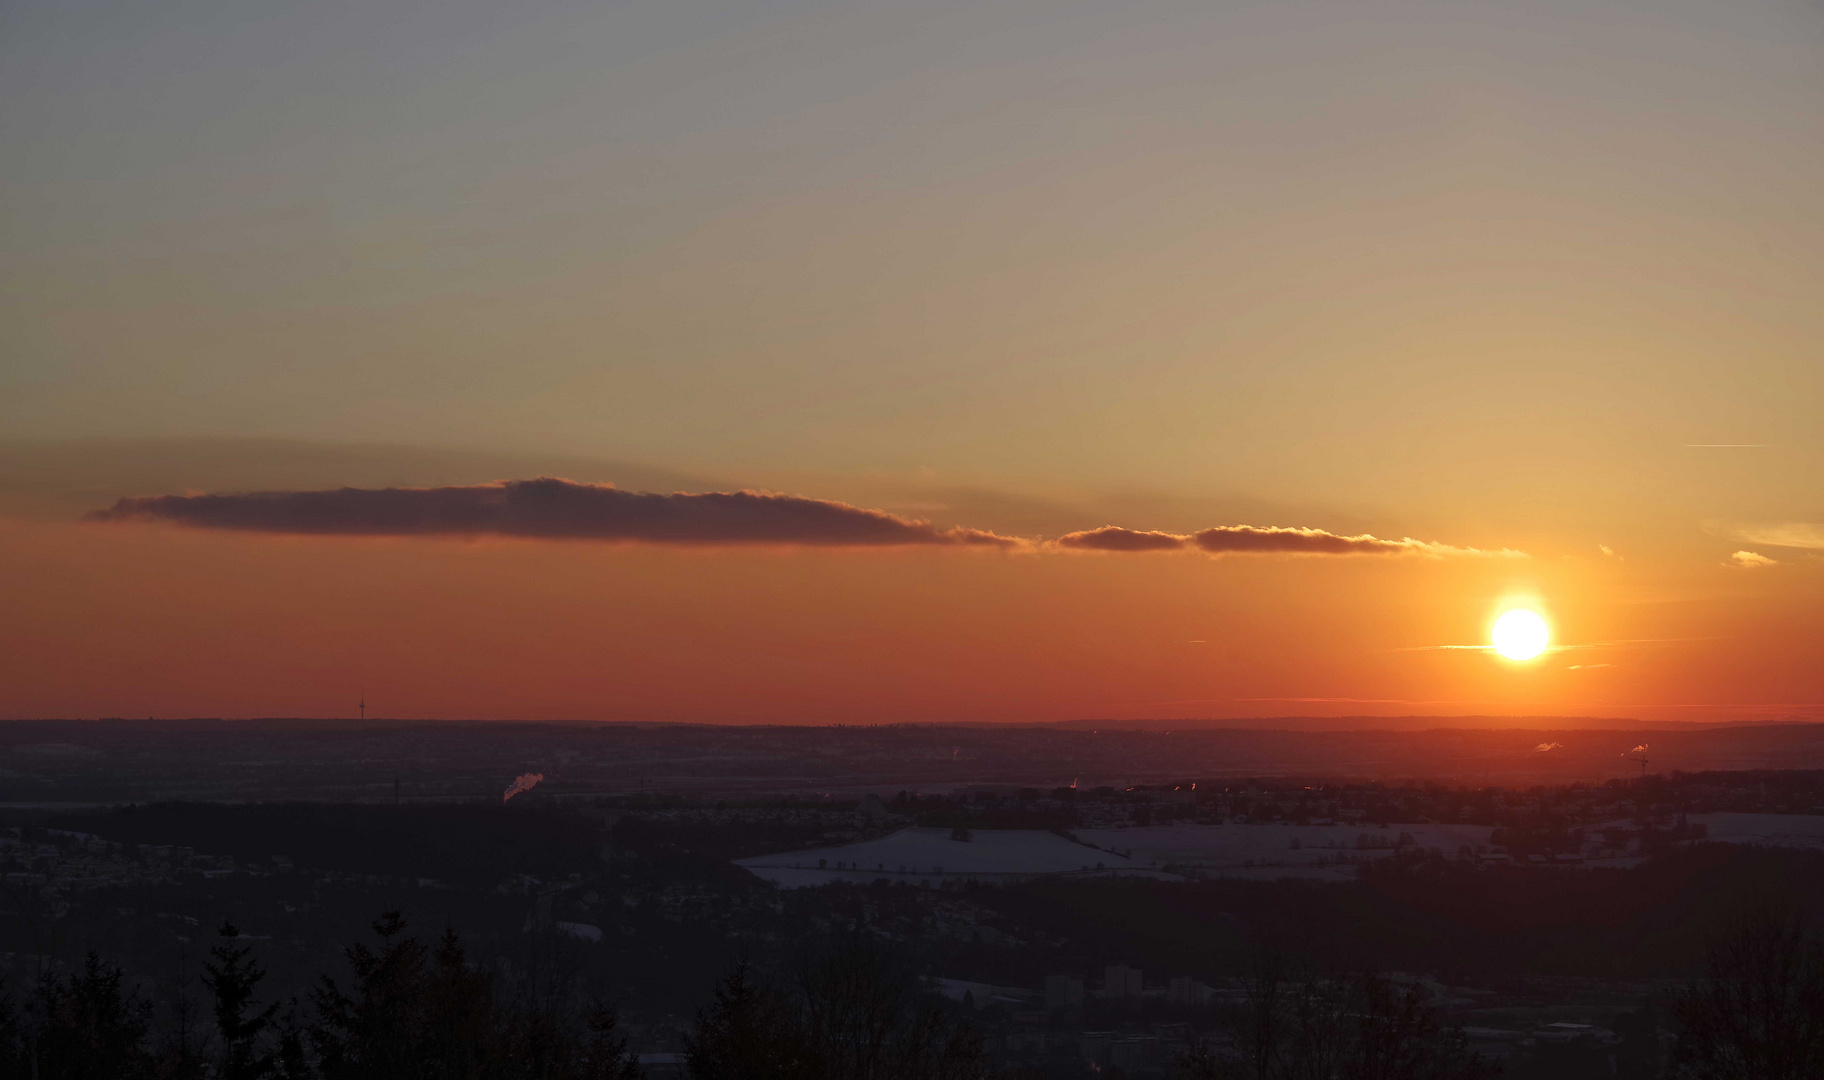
89,479,1519,557
89,478,1017,548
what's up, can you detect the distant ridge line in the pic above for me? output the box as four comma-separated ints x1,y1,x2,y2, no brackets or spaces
4,715,1821,732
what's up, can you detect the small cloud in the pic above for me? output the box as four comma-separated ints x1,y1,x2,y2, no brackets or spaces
1598,545,1620,559
1567,663,1615,670
1054,526,1187,552
1729,550,1778,569
1534,742,1563,753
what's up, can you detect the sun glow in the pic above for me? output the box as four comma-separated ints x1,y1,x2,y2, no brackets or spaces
1491,608,1550,661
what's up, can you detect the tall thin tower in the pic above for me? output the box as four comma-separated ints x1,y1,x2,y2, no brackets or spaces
359,694,366,722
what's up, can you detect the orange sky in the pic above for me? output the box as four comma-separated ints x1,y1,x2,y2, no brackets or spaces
1,468,1819,722
2,0,1820,723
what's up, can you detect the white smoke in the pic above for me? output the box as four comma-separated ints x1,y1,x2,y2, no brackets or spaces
503,773,545,802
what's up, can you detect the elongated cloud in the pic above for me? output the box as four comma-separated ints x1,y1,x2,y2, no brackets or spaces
90,479,1519,558
1054,524,1518,558
90,478,1019,548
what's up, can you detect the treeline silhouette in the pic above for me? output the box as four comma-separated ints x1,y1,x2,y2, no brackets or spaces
3,908,1820,1079
1670,914,1824,1080
1173,961,1495,1080
0,912,641,1080
0,914,989,1080
687,949,985,1080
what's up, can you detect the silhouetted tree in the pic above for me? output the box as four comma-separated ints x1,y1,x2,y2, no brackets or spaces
28,952,155,1080
206,921,280,1080
310,910,432,1079
305,911,640,1080
158,944,209,1080
1202,953,1492,1080
0,995,27,1078
795,943,985,1080
688,947,984,1080
273,1006,315,1080
1344,972,1487,1080
687,960,814,1080
1672,915,1824,1080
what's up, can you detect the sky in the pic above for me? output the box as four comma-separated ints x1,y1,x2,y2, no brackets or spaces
2,0,1820,723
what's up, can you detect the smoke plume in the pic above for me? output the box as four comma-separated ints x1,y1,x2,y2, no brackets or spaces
503,773,545,802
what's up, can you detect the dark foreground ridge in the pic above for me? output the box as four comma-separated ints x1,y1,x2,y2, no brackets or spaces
2,765,1824,1076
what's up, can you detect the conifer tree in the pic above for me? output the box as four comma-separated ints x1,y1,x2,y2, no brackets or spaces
206,920,281,1080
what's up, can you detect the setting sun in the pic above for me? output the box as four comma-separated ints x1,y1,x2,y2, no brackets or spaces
1491,608,1550,661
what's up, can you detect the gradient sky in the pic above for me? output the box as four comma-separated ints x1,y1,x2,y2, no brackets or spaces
3,0,1820,722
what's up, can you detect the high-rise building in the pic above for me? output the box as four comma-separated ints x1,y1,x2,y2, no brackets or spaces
1103,964,1142,998
1045,974,1085,1008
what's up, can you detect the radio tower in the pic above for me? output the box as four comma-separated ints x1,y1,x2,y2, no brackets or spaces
359,694,366,722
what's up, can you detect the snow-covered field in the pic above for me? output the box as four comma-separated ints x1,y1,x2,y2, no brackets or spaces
736,827,1161,888
735,822,1495,887
1689,813,1824,850
1073,822,1497,882
737,815,1824,889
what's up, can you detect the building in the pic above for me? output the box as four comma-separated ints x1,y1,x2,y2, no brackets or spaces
1045,974,1085,1009
1104,964,1143,998
1167,976,1214,1006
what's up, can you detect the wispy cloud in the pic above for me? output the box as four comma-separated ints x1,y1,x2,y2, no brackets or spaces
1054,524,1522,558
1397,636,1712,655
1705,521,1824,550
1230,696,1473,705
89,478,1019,548
1729,550,1778,569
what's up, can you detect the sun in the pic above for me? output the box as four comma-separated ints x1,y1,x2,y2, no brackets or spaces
1491,608,1550,661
